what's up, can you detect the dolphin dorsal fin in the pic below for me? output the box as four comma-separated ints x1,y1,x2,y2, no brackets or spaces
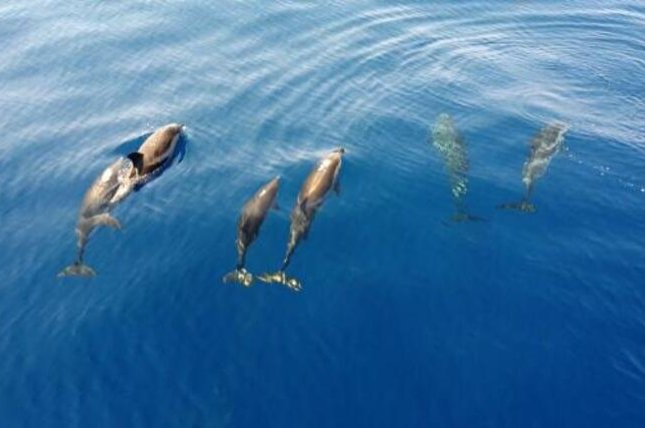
126,152,144,175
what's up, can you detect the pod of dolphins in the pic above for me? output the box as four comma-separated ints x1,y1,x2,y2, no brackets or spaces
59,118,568,291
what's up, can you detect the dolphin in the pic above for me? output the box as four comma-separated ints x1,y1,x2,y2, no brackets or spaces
431,113,482,222
499,122,569,213
223,176,281,286
58,123,184,277
258,148,345,291
58,157,134,277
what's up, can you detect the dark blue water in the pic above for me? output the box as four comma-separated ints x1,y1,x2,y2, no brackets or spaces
1,1,644,427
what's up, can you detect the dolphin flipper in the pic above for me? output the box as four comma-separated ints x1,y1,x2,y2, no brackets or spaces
90,213,122,230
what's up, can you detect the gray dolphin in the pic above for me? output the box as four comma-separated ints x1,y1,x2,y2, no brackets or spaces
58,123,184,277
499,122,568,213
431,113,482,222
223,176,281,286
258,148,345,291
58,157,134,277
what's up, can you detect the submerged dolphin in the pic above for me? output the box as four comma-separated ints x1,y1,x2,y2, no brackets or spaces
258,148,345,291
58,157,134,277
223,176,281,286
499,122,568,213
431,113,481,222
58,123,184,277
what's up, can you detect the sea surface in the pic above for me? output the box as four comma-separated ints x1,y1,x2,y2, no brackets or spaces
1,1,644,427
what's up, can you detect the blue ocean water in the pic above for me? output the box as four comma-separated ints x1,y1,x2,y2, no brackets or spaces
1,1,644,426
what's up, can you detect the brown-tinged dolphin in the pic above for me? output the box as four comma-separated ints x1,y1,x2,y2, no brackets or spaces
258,148,345,291
126,123,184,181
223,176,281,286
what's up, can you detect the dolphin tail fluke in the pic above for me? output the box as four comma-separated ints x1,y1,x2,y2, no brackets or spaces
257,271,302,292
497,200,537,213
57,261,96,277
222,268,254,287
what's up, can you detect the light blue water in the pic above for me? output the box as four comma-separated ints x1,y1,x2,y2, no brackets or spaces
1,1,644,427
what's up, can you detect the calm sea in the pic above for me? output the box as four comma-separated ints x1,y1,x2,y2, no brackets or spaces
1,1,644,427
